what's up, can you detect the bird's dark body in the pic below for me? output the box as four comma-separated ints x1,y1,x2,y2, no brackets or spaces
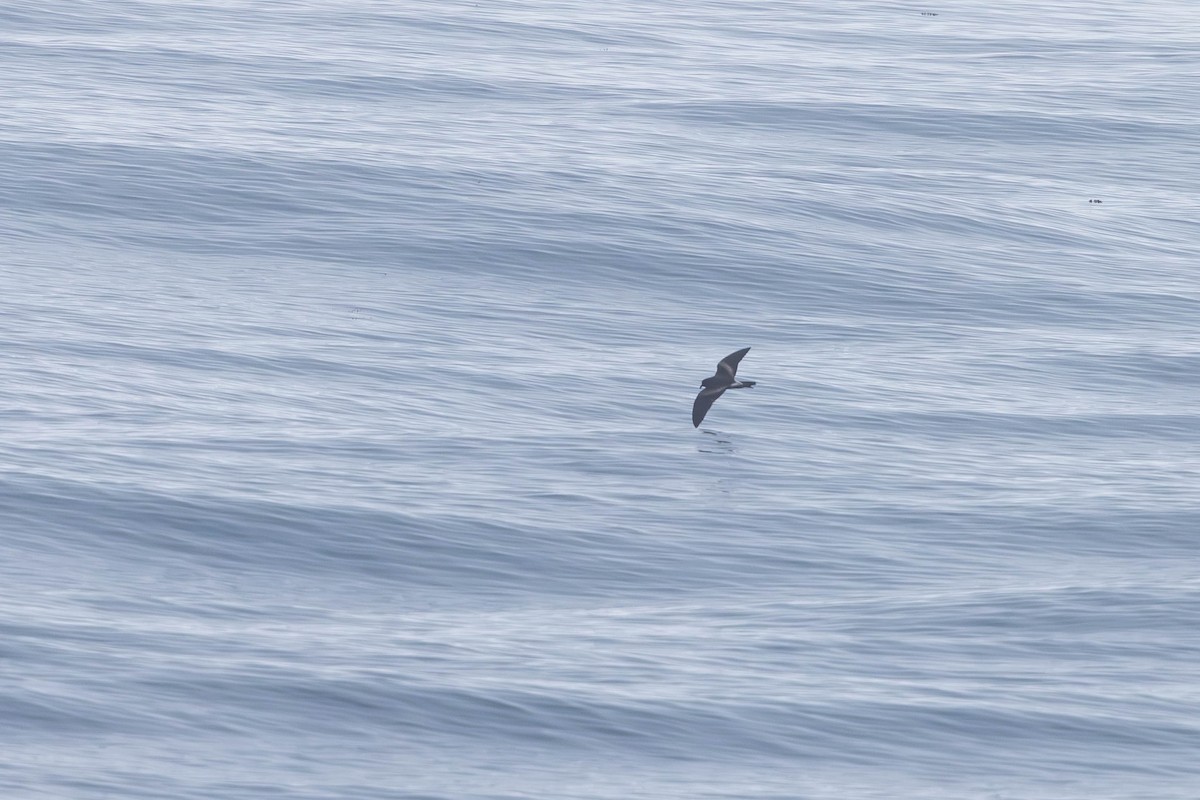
692,347,756,427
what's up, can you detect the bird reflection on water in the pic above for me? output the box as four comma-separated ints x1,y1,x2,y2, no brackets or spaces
697,428,737,455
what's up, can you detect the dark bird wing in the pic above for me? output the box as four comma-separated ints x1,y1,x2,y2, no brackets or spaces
716,347,751,379
692,386,726,427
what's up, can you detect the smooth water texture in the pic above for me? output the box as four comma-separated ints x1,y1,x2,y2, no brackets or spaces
2,1,1198,798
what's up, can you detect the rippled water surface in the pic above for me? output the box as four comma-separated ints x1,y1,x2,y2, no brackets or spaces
3,1,1198,798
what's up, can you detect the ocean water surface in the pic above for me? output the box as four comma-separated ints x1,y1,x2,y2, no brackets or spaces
2,1,1199,798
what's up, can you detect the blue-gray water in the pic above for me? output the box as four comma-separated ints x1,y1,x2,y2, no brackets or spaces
2,1,1198,798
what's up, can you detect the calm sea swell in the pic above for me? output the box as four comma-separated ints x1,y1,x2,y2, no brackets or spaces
3,0,1199,798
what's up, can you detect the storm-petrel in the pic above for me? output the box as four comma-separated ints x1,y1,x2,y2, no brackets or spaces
692,347,756,427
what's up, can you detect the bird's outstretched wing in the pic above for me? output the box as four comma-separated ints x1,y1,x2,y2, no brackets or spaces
692,386,726,427
716,347,751,378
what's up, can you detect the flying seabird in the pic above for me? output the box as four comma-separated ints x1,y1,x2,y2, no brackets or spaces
693,347,756,427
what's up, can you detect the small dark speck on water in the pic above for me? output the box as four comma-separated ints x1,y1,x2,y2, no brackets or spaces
1089,199,1103,204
